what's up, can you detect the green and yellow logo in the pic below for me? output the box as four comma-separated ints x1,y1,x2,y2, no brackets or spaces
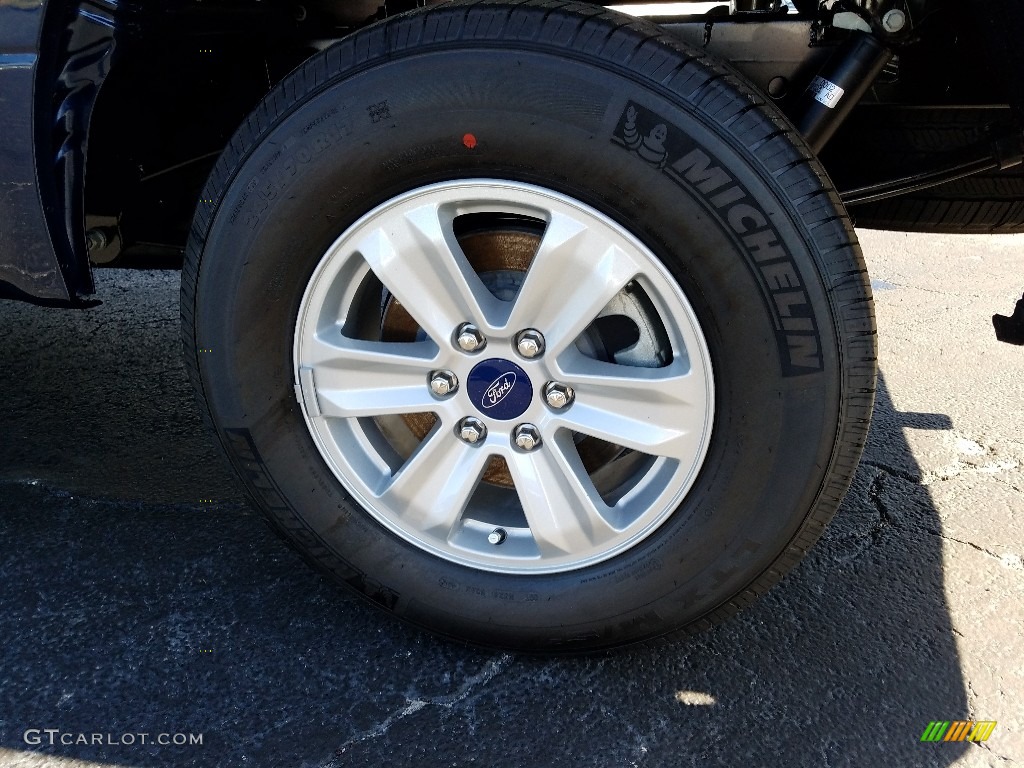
921,721,997,743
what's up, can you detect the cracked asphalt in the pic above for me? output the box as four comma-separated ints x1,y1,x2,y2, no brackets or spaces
0,229,1021,767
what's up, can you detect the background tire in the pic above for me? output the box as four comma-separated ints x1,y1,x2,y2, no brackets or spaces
181,0,876,651
826,106,1024,234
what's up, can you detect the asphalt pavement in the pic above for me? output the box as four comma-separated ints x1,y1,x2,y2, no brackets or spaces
0,229,1021,767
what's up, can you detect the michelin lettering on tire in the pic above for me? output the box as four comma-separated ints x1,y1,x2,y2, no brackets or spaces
612,101,825,376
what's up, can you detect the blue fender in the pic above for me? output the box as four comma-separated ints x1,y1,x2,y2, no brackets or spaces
0,0,116,303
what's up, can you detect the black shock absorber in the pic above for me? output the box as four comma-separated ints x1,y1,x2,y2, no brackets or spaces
792,31,893,154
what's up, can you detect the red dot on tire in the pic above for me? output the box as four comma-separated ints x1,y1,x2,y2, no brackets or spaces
463,133,477,149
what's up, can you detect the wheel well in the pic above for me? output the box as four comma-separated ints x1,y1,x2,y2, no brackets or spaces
80,0,1024,265
82,0,451,265
84,7,317,264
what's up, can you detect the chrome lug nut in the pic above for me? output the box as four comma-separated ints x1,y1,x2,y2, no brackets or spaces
515,329,545,359
513,423,542,451
429,370,458,397
882,8,906,33
457,417,487,444
487,528,507,545
544,381,574,410
455,323,486,353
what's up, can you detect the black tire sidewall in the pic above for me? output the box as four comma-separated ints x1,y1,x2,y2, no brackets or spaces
194,47,845,647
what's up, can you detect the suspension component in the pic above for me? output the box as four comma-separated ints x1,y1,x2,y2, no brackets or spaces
792,31,893,154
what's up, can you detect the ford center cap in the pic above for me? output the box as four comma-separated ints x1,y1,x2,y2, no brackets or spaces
467,358,533,421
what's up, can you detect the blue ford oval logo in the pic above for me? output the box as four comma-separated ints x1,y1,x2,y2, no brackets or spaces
482,372,516,409
467,358,533,421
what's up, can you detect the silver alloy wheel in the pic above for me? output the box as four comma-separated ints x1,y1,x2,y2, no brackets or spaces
293,180,714,574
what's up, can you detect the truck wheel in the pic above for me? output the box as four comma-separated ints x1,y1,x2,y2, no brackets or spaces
181,0,876,651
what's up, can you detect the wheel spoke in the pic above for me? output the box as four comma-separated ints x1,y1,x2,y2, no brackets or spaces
557,357,708,461
376,427,490,539
506,210,642,355
306,334,439,418
354,202,501,344
507,433,616,556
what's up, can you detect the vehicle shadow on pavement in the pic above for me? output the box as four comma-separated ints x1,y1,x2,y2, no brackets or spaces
0,272,971,767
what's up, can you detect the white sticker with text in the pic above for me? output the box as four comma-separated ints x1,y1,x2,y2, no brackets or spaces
809,76,845,109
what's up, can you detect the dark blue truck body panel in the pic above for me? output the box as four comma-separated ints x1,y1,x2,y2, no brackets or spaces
0,3,70,301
